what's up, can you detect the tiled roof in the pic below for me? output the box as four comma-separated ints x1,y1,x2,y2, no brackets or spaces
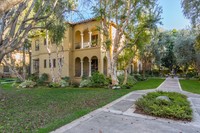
68,17,97,25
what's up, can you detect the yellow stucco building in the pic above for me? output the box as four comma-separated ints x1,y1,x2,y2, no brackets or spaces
31,18,142,83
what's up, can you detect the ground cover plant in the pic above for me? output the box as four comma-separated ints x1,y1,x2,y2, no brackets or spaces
0,78,164,133
135,91,192,121
179,79,200,94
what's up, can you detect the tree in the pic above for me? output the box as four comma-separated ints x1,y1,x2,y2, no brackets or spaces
174,30,196,74
0,0,76,63
181,0,200,27
0,0,23,16
94,0,162,85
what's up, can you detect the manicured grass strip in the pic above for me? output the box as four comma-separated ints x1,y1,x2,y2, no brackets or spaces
135,91,192,121
179,79,200,94
132,78,165,90
0,78,164,133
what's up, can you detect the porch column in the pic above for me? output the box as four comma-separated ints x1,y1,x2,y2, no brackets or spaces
89,60,91,77
88,31,92,48
81,33,84,49
81,60,83,77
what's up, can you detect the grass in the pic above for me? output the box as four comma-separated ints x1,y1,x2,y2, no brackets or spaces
0,78,164,133
135,91,192,121
179,79,200,94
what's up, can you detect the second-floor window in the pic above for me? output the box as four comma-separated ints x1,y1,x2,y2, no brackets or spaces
44,59,47,68
35,40,39,51
92,35,98,47
53,59,56,68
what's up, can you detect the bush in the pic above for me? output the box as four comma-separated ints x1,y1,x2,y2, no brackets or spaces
118,74,137,87
79,79,92,88
186,71,198,79
90,72,109,87
28,73,39,82
62,76,70,82
135,91,192,121
18,80,36,88
49,82,60,88
37,73,49,85
60,79,69,87
133,74,146,81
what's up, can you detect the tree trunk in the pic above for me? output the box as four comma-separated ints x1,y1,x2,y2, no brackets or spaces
46,31,56,82
0,0,23,16
123,69,128,85
22,44,26,79
3,58,24,81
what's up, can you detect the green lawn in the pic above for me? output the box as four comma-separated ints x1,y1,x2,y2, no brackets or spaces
0,78,164,133
179,79,200,94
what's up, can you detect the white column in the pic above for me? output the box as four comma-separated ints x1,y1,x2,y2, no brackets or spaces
81,33,84,49
89,60,91,77
88,31,92,48
81,60,83,77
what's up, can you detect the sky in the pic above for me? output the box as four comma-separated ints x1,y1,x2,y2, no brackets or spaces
68,0,191,30
158,0,191,30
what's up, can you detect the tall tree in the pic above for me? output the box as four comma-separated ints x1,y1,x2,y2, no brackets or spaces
94,0,161,85
0,0,76,63
174,30,196,74
181,0,200,27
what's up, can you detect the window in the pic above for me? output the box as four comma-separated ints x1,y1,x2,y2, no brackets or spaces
91,35,98,47
35,40,39,51
49,59,52,68
44,38,46,45
44,59,47,68
33,59,39,72
53,59,56,68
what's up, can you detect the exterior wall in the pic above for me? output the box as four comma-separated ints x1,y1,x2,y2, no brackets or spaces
31,20,107,83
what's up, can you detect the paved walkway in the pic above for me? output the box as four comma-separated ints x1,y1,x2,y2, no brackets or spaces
52,78,200,133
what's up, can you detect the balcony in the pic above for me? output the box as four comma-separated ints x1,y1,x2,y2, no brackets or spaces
75,41,98,49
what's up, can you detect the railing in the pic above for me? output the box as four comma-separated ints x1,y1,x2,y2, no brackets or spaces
75,41,98,49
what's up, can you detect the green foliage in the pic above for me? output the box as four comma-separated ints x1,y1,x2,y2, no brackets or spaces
181,0,200,26
186,71,198,79
133,74,147,81
49,82,60,88
62,76,70,82
60,79,69,88
79,79,92,88
18,80,36,88
135,91,192,121
118,75,137,86
79,72,110,88
90,72,109,87
37,73,49,85
28,73,39,82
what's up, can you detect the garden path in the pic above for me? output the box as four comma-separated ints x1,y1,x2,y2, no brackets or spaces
52,78,200,133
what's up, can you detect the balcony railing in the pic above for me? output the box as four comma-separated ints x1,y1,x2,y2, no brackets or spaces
75,41,98,49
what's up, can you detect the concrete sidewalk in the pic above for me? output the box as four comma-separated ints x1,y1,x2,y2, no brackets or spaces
52,78,200,133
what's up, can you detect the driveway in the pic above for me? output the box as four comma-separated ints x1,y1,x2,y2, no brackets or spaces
52,78,200,133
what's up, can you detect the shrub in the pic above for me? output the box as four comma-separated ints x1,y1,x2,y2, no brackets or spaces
186,71,198,79
79,79,92,88
118,74,137,86
49,82,60,88
37,73,49,85
62,76,70,82
90,72,109,87
60,79,69,87
18,80,36,88
28,73,39,82
133,74,146,81
135,91,192,121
